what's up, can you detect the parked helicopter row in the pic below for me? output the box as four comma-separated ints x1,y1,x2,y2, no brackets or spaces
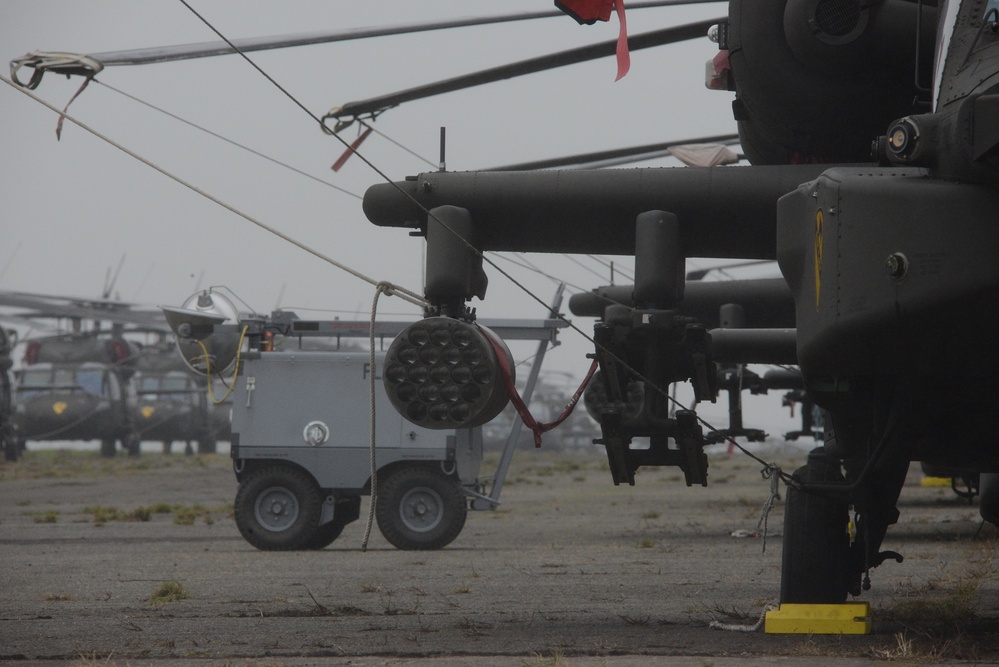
0,291,229,459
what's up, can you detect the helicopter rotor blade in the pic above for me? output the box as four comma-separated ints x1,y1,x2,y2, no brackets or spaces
325,17,722,126
484,133,741,170
0,290,170,332
9,1,722,88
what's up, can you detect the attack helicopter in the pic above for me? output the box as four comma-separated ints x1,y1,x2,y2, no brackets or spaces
9,0,997,608
346,0,999,606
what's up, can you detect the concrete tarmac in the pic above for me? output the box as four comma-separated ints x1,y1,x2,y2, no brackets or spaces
2,443,997,664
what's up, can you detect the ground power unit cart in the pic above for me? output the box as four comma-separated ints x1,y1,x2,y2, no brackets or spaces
171,292,567,551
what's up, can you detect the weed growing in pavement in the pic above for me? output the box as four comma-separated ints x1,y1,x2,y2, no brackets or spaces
44,593,75,601
872,540,998,659
74,650,119,666
148,580,190,606
867,632,918,661
172,503,210,525
83,505,123,524
31,510,59,523
78,502,226,525
0,449,225,482
522,650,568,667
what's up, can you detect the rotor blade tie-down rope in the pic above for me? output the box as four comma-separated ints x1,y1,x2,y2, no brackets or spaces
756,463,783,553
480,325,598,447
1,75,429,311
709,603,776,632
362,282,393,552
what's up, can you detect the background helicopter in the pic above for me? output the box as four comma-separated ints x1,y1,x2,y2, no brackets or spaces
8,1,990,611
0,327,19,461
0,289,228,456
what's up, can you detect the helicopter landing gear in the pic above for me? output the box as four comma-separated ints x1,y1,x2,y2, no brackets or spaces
375,464,467,550
196,437,217,455
3,436,24,462
980,473,999,526
780,447,851,604
124,434,141,457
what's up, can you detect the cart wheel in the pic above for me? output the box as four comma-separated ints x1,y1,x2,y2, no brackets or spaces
234,465,322,550
197,437,217,455
376,465,467,550
305,497,361,549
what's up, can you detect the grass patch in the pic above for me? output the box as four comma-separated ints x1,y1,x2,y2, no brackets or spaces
149,580,190,606
44,593,75,601
172,503,209,525
0,449,225,482
76,502,227,525
83,505,123,524
522,650,568,667
873,542,999,659
31,510,59,523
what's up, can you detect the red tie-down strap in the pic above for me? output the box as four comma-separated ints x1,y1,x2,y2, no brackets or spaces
480,326,599,447
555,0,630,80
614,1,630,81
331,125,374,172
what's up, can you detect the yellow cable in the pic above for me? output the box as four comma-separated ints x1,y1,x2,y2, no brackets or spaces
196,325,248,405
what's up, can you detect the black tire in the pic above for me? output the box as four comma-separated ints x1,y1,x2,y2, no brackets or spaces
376,465,467,550
981,473,999,526
305,497,361,550
2,437,21,462
100,439,117,458
123,434,141,457
780,448,850,604
234,465,322,551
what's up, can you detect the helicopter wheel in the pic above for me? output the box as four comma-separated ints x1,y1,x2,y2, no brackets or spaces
3,437,22,462
196,438,217,455
123,434,141,457
375,464,467,550
100,439,117,458
304,497,361,549
234,465,323,550
780,447,850,604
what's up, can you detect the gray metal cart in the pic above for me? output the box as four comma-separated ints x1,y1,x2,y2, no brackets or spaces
225,290,566,551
